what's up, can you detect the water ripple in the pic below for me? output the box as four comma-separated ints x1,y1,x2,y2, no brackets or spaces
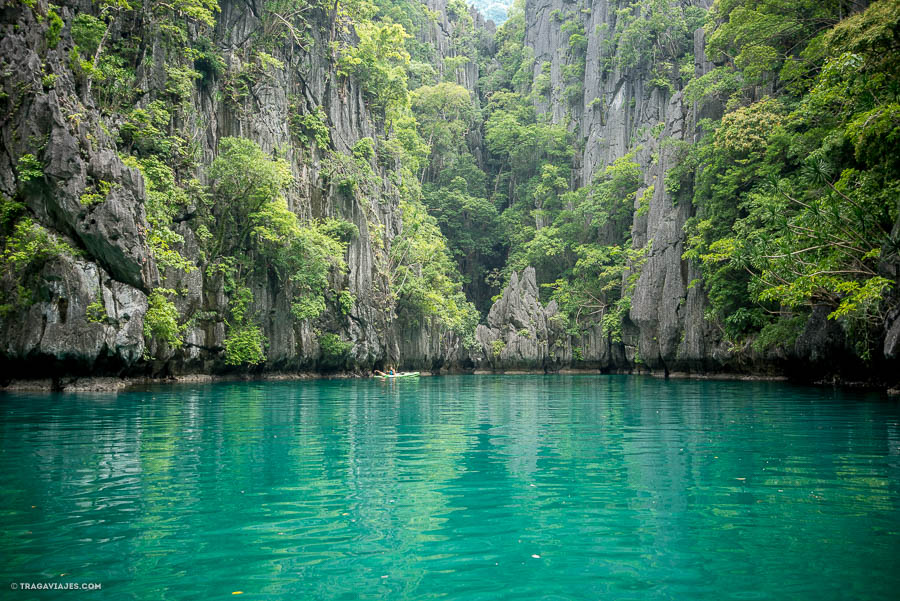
1,376,899,600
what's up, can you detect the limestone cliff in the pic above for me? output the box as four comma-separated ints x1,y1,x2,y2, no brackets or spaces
2,0,895,387
0,0,479,381
477,0,728,375
478,0,893,382
473,267,626,372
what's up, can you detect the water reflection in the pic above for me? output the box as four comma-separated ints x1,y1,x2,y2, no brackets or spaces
1,376,899,600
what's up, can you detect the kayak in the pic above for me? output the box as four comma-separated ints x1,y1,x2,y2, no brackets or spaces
374,372,420,379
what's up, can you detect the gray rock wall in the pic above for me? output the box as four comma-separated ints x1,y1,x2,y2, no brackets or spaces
519,0,733,374
509,0,892,381
0,0,480,380
4,0,894,385
0,2,155,380
473,267,626,372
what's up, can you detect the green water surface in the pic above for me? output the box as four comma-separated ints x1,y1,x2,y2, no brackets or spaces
1,375,899,600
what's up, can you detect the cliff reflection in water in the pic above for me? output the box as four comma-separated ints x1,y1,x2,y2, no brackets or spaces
2,376,899,600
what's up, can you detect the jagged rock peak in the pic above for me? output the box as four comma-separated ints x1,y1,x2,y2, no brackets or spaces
486,267,546,331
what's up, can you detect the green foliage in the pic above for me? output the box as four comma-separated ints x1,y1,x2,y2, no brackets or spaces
588,96,605,110
337,21,411,116
318,332,352,368
636,185,653,217
583,152,643,239
1,216,76,284
119,102,174,156
289,104,331,149
422,157,500,304
390,197,479,338
41,69,58,89
80,180,114,206
285,219,351,322
533,61,552,98
253,0,317,49
85,293,108,324
122,155,195,273
154,0,219,28
558,13,587,106
442,55,469,81
321,142,380,197
484,94,572,185
352,137,376,163
705,0,843,93
547,242,650,341
604,0,704,78
411,82,477,179
563,17,587,55
221,50,288,110
480,72,649,327
226,284,253,324
46,5,63,49
67,1,141,111
191,35,225,82
338,289,356,315
85,54,137,112
483,92,574,282
0,218,76,317
373,0,433,58
479,9,675,317
204,138,348,326
0,196,25,232
222,285,267,366
291,295,325,322
165,66,201,105
72,14,106,55
683,66,741,104
206,137,293,258
406,77,499,308
681,0,900,358
16,154,43,184
751,315,806,354
224,325,267,366
387,114,430,174
143,288,184,349
491,338,506,358
479,1,531,95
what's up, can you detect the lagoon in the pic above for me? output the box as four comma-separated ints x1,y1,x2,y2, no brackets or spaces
2,376,899,600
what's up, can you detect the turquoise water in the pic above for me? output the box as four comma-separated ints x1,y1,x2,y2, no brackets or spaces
1,375,899,600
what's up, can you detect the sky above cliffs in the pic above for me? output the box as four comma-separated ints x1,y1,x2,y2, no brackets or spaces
469,0,513,23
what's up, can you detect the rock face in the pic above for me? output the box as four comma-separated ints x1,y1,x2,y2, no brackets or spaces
0,0,479,380
2,0,897,385
473,267,627,372
1,254,147,379
480,0,896,382
515,0,727,374
518,0,825,377
0,3,154,381
474,267,562,371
